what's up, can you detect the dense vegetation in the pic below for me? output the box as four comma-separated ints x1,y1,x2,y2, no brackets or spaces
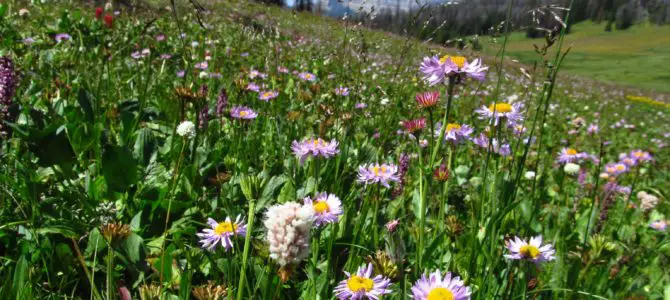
0,0,668,299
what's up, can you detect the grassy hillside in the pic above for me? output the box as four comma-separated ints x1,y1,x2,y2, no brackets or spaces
481,22,670,92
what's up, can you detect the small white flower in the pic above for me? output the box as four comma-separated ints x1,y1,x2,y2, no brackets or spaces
563,163,580,175
199,71,208,79
176,121,196,138
380,98,390,105
524,171,536,180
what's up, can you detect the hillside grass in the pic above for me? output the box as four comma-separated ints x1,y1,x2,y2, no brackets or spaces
481,21,670,92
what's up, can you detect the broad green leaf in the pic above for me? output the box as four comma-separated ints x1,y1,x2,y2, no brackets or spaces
102,144,138,192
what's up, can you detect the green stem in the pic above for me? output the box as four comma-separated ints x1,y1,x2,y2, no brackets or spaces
237,199,256,300
106,246,114,300
429,78,456,167
311,232,321,299
417,140,426,272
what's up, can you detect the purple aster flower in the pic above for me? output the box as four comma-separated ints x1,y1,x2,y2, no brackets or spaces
160,54,172,60
334,263,392,300
334,86,350,96
208,72,222,79
357,163,400,188
355,103,367,109
630,149,652,162
248,69,267,79
650,220,667,231
411,270,471,300
304,192,343,227
291,137,339,164
23,37,35,45
196,216,247,251
246,83,260,92
437,122,473,144
131,51,142,59
230,106,257,120
176,70,185,78
155,34,166,42
419,55,488,86
277,66,289,73
475,102,524,126
557,148,589,164
472,133,511,156
298,72,317,82
419,56,445,86
619,154,637,167
587,124,599,135
240,52,249,57
54,33,71,43
194,61,208,70
504,235,555,264
259,90,279,101
604,162,627,176
512,124,527,136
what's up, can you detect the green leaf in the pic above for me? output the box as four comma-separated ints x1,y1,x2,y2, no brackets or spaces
36,225,78,238
85,228,107,256
102,145,138,192
277,180,296,203
122,233,143,264
77,87,94,123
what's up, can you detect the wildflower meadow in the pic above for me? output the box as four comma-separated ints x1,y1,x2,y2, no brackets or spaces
0,1,668,299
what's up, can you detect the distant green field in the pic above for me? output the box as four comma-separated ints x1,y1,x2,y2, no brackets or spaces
481,22,670,92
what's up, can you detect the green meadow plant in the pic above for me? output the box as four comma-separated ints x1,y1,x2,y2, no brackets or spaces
0,0,668,299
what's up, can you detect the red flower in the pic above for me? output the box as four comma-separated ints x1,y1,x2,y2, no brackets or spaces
103,15,114,29
95,7,103,19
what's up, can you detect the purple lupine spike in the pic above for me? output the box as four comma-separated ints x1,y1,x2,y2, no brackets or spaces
199,103,209,130
216,88,228,117
0,56,17,138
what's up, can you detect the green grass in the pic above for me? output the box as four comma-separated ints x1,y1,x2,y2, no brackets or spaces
481,21,670,92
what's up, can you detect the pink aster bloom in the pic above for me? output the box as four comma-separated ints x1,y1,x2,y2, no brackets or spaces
304,192,343,227
504,235,555,264
557,148,589,164
334,86,350,96
259,90,279,101
605,162,628,176
357,163,400,188
230,106,257,120
650,220,667,231
630,149,652,162
291,137,339,164
472,133,510,156
298,72,317,82
334,263,392,300
411,270,471,300
196,216,246,251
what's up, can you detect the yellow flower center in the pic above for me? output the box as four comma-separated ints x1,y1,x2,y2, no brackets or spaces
373,166,387,176
305,74,313,80
346,275,374,292
263,92,274,98
633,152,643,158
446,123,461,132
519,244,541,259
606,166,616,173
566,148,578,155
439,55,466,68
488,103,512,113
313,139,324,146
615,164,625,171
214,222,237,235
427,287,455,300
313,201,330,214
239,111,248,117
